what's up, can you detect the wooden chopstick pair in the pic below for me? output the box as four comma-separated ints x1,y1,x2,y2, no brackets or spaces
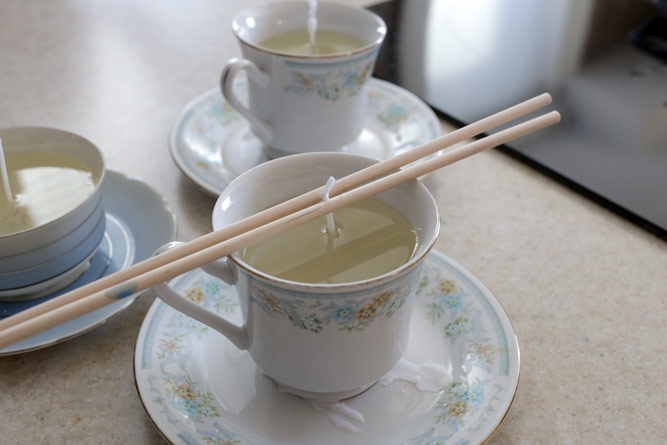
0,93,559,349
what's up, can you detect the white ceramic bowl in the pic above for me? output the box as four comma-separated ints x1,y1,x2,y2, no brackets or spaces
0,127,106,294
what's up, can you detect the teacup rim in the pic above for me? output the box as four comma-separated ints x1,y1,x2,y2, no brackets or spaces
213,151,441,291
231,1,387,60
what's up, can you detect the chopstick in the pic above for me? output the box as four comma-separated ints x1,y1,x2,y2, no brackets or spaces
0,92,551,334
0,96,558,349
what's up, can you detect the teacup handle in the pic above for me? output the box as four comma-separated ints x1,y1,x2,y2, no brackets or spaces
151,242,248,350
220,58,273,144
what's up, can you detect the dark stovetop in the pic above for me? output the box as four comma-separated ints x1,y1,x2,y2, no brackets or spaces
369,0,667,241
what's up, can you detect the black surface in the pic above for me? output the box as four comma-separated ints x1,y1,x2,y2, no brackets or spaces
368,0,667,241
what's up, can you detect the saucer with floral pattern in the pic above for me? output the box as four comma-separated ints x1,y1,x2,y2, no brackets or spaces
169,78,440,196
134,249,519,444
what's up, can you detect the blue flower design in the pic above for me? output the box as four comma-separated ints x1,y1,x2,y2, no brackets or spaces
462,383,485,405
199,405,218,417
329,305,356,323
445,316,470,339
210,101,238,127
301,314,323,333
203,280,222,297
344,72,360,87
182,400,197,413
377,104,409,130
436,293,461,309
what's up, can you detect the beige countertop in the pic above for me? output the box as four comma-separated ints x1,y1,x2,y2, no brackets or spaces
1,1,666,443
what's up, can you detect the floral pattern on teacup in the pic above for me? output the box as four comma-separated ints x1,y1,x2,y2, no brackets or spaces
285,60,374,101
250,286,408,333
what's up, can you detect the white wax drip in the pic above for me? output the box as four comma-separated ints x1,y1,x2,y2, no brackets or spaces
301,360,452,434
321,176,337,237
276,384,366,434
0,138,13,205
307,0,318,45
308,399,366,433
380,359,453,392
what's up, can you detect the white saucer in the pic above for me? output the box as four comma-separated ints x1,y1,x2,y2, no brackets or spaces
134,250,519,444
169,78,441,196
0,170,177,356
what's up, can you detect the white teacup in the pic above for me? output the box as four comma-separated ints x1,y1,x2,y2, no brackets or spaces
153,152,440,401
220,2,386,158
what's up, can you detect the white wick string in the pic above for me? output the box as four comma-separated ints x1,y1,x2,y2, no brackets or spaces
307,0,318,45
0,138,13,205
321,176,337,237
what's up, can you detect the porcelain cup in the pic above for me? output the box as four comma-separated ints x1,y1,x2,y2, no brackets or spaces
220,1,386,158
153,152,440,401
0,126,106,296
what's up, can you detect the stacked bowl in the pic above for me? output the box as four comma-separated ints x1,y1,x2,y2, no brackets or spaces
0,127,106,301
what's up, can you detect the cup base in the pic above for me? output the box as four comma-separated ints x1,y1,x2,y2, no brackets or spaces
0,255,93,302
275,379,377,402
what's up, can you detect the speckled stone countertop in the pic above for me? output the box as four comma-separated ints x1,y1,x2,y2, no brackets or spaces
1,1,666,444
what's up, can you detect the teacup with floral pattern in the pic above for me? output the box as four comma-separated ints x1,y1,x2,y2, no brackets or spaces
220,2,386,158
153,152,440,401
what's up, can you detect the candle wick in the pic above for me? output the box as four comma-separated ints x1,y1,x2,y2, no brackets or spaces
321,176,338,238
307,0,318,45
0,138,14,206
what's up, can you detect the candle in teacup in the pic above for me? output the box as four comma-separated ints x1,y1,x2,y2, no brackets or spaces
221,2,386,157
154,152,440,400
0,149,97,236
241,197,417,284
259,29,363,55
0,138,13,205
258,0,364,55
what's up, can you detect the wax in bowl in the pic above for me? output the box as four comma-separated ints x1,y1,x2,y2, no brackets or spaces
0,127,106,295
